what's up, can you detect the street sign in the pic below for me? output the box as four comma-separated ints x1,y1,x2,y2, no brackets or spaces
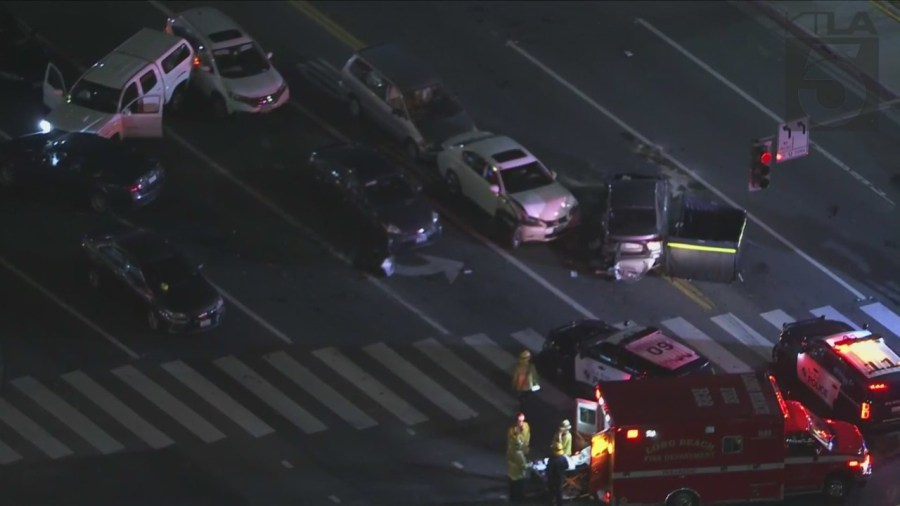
776,117,809,163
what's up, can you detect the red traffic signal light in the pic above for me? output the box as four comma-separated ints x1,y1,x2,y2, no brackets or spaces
760,152,772,165
749,138,774,191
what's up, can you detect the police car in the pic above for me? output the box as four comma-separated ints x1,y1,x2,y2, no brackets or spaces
772,316,900,428
536,319,713,396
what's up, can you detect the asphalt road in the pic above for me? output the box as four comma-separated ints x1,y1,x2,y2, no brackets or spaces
2,1,900,505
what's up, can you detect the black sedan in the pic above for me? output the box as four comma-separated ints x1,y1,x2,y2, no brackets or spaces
82,229,224,333
306,143,442,253
536,319,712,396
0,132,164,212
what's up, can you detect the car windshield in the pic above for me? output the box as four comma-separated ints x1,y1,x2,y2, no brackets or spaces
500,161,554,194
806,410,836,450
68,79,120,114
404,84,463,120
213,42,270,79
364,175,415,206
144,254,196,287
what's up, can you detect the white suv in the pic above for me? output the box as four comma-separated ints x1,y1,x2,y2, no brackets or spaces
164,7,289,118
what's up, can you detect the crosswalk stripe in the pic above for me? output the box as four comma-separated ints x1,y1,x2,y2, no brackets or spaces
11,376,123,455
860,302,900,339
509,329,546,352
478,332,571,411
760,309,795,330
215,356,327,434
62,370,173,450
710,313,773,360
0,437,21,464
364,342,477,421
264,351,377,430
0,398,72,459
661,318,752,374
313,347,427,426
810,306,858,328
414,338,518,416
112,365,225,443
162,361,274,438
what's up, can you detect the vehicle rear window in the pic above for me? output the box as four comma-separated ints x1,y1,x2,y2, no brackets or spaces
492,149,527,164
162,43,191,74
499,161,553,194
208,29,243,43
144,254,195,285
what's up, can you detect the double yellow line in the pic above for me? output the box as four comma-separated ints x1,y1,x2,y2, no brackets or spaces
290,1,366,50
664,275,716,311
871,0,900,23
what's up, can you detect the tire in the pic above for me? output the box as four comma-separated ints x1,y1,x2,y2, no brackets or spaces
0,162,14,188
147,309,161,332
88,269,101,289
823,474,851,500
89,192,108,213
405,139,420,161
110,134,122,143
666,490,700,506
167,84,186,114
445,171,462,195
509,225,523,250
210,93,229,120
348,96,361,118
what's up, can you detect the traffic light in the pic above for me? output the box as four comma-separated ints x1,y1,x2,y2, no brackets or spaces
749,138,773,191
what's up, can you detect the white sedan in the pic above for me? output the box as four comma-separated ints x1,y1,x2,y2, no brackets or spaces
437,132,579,248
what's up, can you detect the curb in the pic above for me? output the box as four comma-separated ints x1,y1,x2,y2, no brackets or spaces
745,0,900,101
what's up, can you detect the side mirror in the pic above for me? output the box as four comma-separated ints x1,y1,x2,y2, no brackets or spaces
266,51,273,60
489,184,500,194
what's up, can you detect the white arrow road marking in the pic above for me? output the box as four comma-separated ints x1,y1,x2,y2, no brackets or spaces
393,254,464,283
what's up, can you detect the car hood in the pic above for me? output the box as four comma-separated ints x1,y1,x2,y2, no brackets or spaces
45,103,113,134
509,182,577,221
827,419,865,455
414,111,477,146
155,275,219,315
222,68,285,98
375,196,434,232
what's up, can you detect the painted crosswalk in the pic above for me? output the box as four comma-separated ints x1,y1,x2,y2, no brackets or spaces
1,301,900,466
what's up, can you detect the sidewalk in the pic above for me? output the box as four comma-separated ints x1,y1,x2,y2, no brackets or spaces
749,0,900,101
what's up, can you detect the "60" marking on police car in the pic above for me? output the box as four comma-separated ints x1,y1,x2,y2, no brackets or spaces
646,341,675,355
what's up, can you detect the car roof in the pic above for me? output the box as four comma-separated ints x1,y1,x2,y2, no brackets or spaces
115,28,185,65
609,178,661,209
314,144,399,182
356,44,440,92
115,230,178,265
82,51,151,90
781,317,854,339
468,135,540,170
176,7,253,50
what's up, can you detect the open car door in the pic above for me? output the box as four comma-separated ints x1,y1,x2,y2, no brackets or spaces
664,195,747,283
42,62,65,110
122,94,163,138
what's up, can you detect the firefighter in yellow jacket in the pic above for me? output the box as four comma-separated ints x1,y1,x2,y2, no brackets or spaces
506,416,529,503
511,350,539,416
554,419,573,456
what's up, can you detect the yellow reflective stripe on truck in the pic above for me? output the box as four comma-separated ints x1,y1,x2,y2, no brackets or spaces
667,242,737,254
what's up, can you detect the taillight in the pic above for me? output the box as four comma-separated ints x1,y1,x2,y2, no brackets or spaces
604,490,611,503
192,56,201,68
595,386,601,402
130,183,141,194
860,401,871,420
848,460,859,468
626,429,639,440
869,383,887,391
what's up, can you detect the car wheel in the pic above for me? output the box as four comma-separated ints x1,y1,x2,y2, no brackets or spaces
665,490,700,506
445,171,462,195
88,269,101,289
210,94,229,120
823,474,850,499
348,96,361,118
508,225,523,250
0,162,13,188
147,309,161,332
90,192,108,213
405,139,420,161
167,84,186,114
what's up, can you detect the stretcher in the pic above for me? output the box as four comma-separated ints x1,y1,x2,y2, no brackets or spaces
528,446,591,500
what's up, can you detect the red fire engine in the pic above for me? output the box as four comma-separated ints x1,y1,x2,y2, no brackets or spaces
573,372,871,505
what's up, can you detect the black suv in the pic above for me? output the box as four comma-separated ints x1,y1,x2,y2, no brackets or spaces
772,316,900,428
0,132,164,212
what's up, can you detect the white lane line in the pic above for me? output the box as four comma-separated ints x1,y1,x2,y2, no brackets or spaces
0,437,21,464
147,0,173,16
62,370,173,449
661,318,753,373
313,347,427,426
206,281,292,344
505,41,868,302
162,360,274,438
414,338,518,416
760,309,795,330
112,365,225,443
264,350,378,430
635,18,894,208
215,356,327,434
468,332,571,411
0,256,139,359
12,376,123,455
710,313,774,360
509,329,546,352
809,306,858,329
0,397,72,459
860,302,900,339
364,342,478,421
